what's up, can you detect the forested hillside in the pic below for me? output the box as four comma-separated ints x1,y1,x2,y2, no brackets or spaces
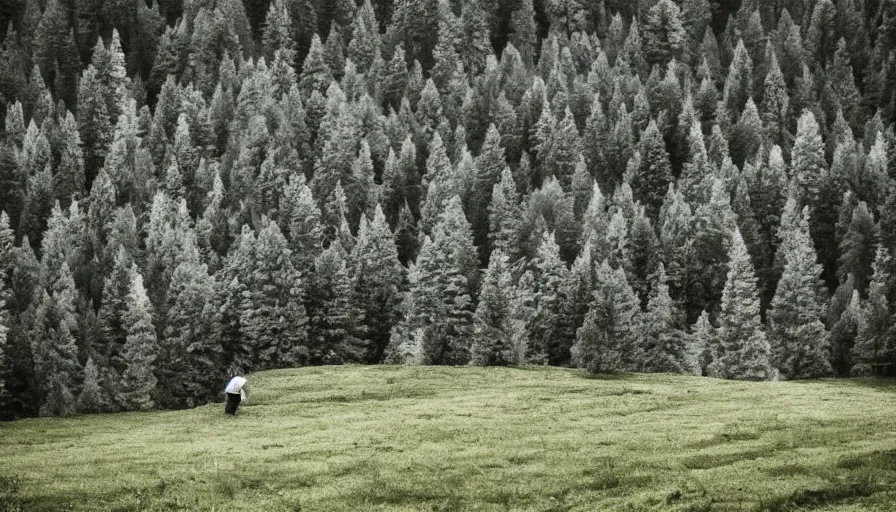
1,0,896,419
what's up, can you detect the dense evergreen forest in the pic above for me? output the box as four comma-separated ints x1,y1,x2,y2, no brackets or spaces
1,0,896,419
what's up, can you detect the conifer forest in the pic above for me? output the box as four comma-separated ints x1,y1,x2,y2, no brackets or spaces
2,0,896,420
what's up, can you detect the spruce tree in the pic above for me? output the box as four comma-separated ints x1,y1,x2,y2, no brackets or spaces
708,229,772,381
768,206,832,379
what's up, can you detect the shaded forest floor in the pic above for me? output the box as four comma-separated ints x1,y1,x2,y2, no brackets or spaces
3,366,896,511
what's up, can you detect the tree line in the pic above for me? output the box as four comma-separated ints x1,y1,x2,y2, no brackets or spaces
2,0,896,418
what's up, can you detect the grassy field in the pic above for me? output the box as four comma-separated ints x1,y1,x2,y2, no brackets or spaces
3,366,896,511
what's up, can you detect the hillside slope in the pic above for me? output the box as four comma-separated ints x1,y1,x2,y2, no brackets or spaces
3,366,896,511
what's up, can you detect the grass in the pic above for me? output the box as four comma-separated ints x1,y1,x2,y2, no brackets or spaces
3,366,896,511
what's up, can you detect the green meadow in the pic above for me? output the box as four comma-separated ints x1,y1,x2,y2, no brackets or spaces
3,366,896,511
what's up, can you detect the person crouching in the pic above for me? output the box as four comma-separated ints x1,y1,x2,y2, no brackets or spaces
224,375,248,415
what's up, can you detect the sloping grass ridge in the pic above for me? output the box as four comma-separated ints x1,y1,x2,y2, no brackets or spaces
3,366,896,511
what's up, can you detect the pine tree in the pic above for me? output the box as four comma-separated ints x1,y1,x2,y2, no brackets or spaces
762,51,790,151
77,357,110,414
161,247,223,408
0,219,9,406
352,207,404,363
470,249,514,365
420,133,458,234
852,246,894,376
722,39,753,122
348,0,381,73
488,167,522,259
644,0,686,67
768,206,832,379
54,111,86,206
263,0,296,61
658,184,694,308
632,119,673,218
77,66,114,179
708,229,772,381
118,267,157,411
791,111,827,207
472,125,507,253
96,246,132,390
30,263,81,416
402,197,475,365
510,0,537,66
240,221,309,371
830,289,861,376
307,246,363,366
679,120,712,205
838,202,877,297
300,35,334,98
572,260,642,374
689,310,713,375
641,264,687,373
540,107,581,190
530,231,570,365
730,98,762,168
